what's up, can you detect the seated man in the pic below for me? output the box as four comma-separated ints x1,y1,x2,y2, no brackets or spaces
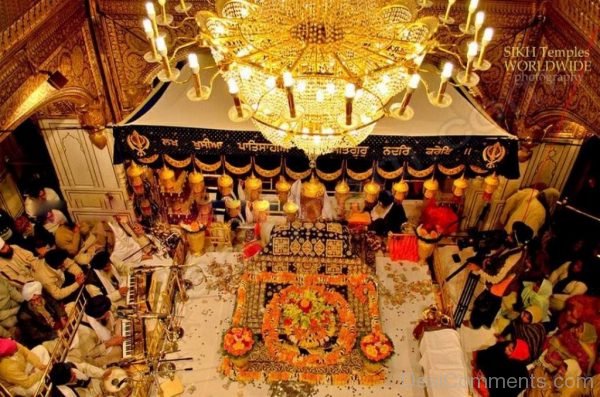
81,295,123,367
468,221,534,329
24,184,62,219
85,251,128,305
49,361,106,397
0,237,37,288
17,281,67,349
370,190,407,236
13,216,54,255
0,276,23,339
0,338,46,396
32,249,84,302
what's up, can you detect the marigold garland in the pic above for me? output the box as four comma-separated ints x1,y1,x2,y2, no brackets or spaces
222,327,255,357
223,269,391,385
359,331,394,363
262,285,357,368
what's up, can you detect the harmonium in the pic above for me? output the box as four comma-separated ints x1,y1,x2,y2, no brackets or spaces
120,267,181,397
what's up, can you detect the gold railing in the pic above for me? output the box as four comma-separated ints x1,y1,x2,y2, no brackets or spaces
0,261,184,396
33,287,88,397
0,0,65,58
559,0,600,41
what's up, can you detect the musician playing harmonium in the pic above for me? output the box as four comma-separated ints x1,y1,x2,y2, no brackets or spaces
82,295,123,367
86,251,129,306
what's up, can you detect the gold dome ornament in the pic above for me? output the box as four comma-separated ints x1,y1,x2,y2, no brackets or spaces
253,199,270,222
88,130,108,150
392,179,409,203
335,179,350,198
218,173,234,196
126,162,145,195
159,166,176,191
283,201,299,222
423,177,439,199
225,198,242,218
245,173,262,201
452,175,469,197
483,172,499,201
188,170,205,194
363,179,381,205
275,176,292,204
301,175,325,199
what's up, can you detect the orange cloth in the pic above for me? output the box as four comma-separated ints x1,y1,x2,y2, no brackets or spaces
347,212,371,228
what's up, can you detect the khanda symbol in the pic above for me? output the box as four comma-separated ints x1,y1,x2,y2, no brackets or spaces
127,130,150,157
482,142,506,169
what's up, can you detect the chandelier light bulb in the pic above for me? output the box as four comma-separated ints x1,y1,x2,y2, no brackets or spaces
239,66,252,80
442,62,454,80
145,2,156,18
345,83,356,99
474,11,485,41
408,73,421,89
155,36,173,79
475,11,485,29
283,72,296,118
188,53,205,98
465,42,479,78
227,78,239,94
482,27,494,43
188,53,199,73
283,71,294,88
155,36,167,55
469,0,479,12
437,62,453,103
478,28,495,67
467,42,479,60
296,81,306,92
396,73,420,116
464,0,478,32
265,76,276,90
142,18,153,38
415,54,426,67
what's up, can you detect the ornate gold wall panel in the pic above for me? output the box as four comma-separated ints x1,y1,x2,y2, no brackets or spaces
0,0,598,142
0,0,108,131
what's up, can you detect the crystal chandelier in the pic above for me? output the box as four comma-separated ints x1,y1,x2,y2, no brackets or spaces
142,0,494,159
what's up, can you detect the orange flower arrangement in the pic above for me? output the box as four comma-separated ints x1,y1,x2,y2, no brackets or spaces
223,327,255,357
360,331,394,363
262,285,357,368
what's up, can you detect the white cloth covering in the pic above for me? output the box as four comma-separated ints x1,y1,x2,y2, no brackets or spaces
419,329,470,397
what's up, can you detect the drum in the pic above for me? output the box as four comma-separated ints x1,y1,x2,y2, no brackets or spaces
103,368,133,397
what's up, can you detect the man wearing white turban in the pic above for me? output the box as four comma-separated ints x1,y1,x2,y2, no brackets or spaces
17,281,67,348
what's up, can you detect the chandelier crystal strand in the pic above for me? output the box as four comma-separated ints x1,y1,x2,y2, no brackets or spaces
142,0,494,159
